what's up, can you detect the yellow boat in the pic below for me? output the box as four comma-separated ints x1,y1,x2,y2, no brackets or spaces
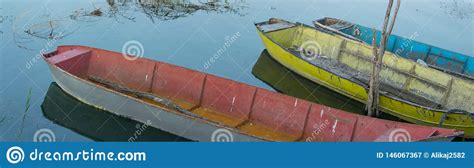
255,18,474,138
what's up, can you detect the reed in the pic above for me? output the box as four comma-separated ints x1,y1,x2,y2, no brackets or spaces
17,87,32,140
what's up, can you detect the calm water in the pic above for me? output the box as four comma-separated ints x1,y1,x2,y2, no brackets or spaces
0,0,472,141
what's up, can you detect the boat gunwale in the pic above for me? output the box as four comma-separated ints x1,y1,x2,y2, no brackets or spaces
254,20,474,116
313,17,474,81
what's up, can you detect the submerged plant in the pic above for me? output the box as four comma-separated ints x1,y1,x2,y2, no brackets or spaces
106,0,248,23
440,0,474,19
17,87,32,140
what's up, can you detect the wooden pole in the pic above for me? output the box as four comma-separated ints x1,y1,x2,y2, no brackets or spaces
88,75,195,117
367,0,401,117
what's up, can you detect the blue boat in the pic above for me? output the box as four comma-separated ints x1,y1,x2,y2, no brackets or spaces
313,17,474,79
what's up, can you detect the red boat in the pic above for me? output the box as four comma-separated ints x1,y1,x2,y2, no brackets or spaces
42,45,463,141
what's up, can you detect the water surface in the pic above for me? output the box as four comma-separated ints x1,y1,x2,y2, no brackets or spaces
0,0,472,141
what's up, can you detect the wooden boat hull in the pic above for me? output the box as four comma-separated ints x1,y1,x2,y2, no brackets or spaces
41,82,190,141
43,45,463,141
250,50,460,142
255,19,474,138
45,58,263,142
252,49,367,115
313,17,474,79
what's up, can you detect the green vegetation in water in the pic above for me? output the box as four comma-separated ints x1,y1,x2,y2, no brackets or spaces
17,87,32,140
440,0,473,20
89,8,103,16
0,7,3,34
105,0,247,22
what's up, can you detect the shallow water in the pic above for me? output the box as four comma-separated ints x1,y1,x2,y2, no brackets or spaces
0,0,472,141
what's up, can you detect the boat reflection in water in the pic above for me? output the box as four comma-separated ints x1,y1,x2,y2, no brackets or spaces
252,50,402,121
41,82,190,141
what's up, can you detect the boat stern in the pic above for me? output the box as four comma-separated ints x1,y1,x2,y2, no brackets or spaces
255,18,296,33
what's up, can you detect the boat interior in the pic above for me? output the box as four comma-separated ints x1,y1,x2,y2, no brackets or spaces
314,17,474,79
314,17,353,31
256,20,474,113
42,45,460,141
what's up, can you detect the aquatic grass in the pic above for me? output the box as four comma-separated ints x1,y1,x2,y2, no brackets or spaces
0,95,5,124
17,87,32,140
